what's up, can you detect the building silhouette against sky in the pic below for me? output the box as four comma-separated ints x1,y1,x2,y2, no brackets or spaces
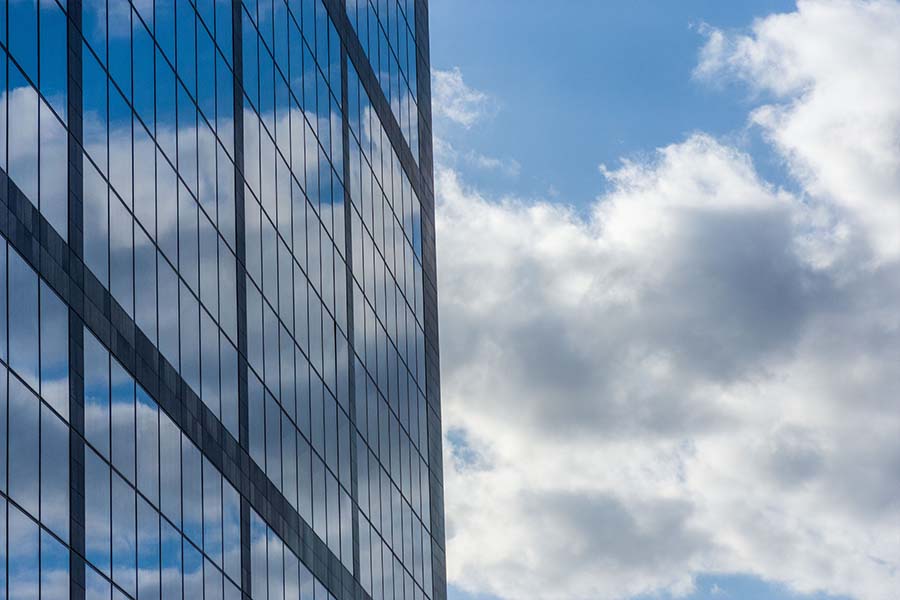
0,1,444,599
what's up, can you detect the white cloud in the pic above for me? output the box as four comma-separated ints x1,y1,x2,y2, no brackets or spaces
435,137,521,178
432,67,494,128
437,2,900,599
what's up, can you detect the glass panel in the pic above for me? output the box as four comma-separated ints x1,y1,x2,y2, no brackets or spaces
180,281,201,393
39,282,69,419
8,66,39,204
9,374,39,516
8,250,39,389
0,367,6,494
86,565,111,600
83,157,109,283
204,559,225,600
39,101,68,239
201,309,221,416
110,196,135,316
135,225,158,342
112,472,137,596
7,504,38,600
221,335,239,437
267,528,284,600
161,519,183,600
84,330,111,458
138,496,162,600
158,254,180,368
250,510,267,600
40,405,69,541
136,387,160,505
182,438,203,546
159,414,182,527
223,480,241,584
41,529,70,599
86,448,112,576
203,457,224,566
184,540,204,600
111,360,136,483
0,242,6,365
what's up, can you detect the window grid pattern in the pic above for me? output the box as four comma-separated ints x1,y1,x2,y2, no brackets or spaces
0,1,70,243
80,0,241,436
239,0,359,581
0,0,443,598
82,325,242,600
0,239,68,599
345,0,419,161
346,61,433,600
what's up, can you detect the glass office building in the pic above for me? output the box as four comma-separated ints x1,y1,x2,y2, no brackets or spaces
0,1,444,600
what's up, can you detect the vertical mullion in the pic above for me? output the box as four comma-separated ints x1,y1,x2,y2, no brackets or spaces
230,2,252,598
66,1,87,600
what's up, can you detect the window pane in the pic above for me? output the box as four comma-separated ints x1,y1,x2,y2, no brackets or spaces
84,330,111,458
8,68,38,204
110,196,135,317
199,212,219,318
205,558,225,600
200,309,221,417
161,519,183,600
0,242,6,365
223,480,241,585
111,360,136,482
85,448,112,575
138,497,161,600
9,250,39,389
250,510,267,600
203,457,223,565
136,387,160,505
0,367,6,495
39,101,68,239
159,414,182,527
180,282,201,394
158,254,180,368
112,473,137,596
179,184,200,291
135,225,158,343
221,335,239,437
182,438,203,546
184,539,204,600
8,375,39,516
83,157,109,283
41,529,70,599
249,373,265,466
7,504,38,600
267,528,284,600
39,282,69,419
41,405,69,541
86,565,111,600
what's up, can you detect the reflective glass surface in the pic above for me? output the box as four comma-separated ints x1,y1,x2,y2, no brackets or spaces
0,0,441,598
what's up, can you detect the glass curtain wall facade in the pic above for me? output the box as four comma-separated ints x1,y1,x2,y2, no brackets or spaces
0,1,444,600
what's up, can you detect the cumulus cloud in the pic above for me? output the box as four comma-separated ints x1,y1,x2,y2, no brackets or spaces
437,2,900,599
432,67,494,128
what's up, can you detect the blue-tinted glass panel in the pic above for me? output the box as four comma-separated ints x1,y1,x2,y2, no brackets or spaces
8,250,39,389
41,405,69,540
7,504,38,600
8,375,39,516
41,529,70,599
84,330,111,458
39,282,69,419
86,448,112,576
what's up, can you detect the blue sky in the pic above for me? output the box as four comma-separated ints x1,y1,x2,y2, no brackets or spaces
428,1,900,599
429,0,796,204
